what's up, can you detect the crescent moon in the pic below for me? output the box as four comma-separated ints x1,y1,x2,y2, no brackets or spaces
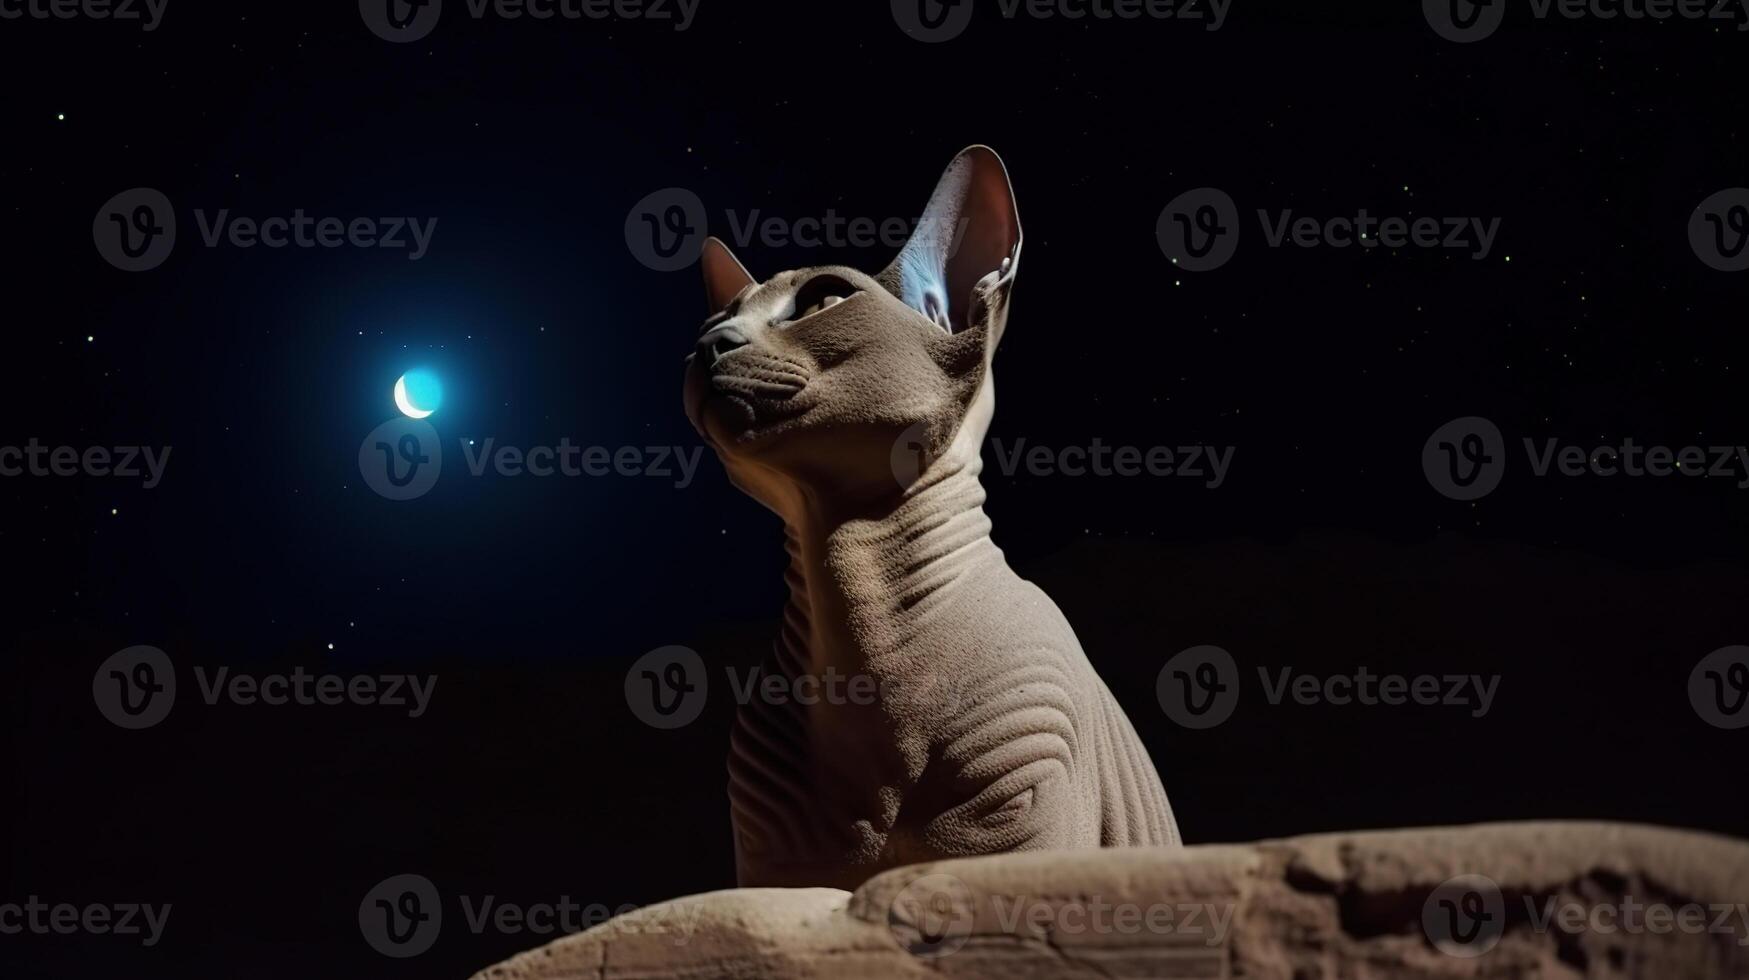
394,375,434,419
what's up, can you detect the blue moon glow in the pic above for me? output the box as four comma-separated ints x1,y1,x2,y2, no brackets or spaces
395,370,443,419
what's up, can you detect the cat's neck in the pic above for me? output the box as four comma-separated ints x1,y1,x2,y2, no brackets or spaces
773,459,1003,678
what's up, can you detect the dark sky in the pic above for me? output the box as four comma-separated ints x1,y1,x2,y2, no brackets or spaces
3,2,1747,976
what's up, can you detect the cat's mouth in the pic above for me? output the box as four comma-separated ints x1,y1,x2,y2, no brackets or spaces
684,349,810,446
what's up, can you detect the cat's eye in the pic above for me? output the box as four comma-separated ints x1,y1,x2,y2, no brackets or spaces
782,274,859,325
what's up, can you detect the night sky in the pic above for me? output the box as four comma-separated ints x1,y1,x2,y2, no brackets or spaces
3,2,1748,976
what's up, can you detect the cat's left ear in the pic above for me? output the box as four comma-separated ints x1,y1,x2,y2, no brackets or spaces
878,145,1022,340
702,237,756,314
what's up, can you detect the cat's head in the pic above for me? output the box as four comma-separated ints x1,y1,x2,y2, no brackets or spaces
682,146,1022,515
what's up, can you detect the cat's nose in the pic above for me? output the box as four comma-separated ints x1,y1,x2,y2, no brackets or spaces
698,324,750,365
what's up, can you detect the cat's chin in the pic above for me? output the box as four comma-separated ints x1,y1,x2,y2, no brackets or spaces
693,392,787,454
685,374,754,449
699,392,753,435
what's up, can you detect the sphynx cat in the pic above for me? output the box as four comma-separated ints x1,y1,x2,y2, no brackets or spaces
683,146,1180,889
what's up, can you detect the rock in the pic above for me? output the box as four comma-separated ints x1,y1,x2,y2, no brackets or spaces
473,822,1749,979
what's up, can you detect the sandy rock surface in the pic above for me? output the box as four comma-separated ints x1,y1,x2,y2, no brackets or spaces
474,822,1749,979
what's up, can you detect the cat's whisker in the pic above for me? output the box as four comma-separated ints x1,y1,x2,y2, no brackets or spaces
723,353,810,384
711,376,806,398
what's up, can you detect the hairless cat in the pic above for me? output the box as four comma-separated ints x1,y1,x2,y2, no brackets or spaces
683,146,1180,890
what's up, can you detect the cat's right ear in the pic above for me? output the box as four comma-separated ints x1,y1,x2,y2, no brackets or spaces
878,146,1022,337
702,237,755,314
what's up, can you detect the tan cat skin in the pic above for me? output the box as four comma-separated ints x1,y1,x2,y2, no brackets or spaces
682,146,1180,890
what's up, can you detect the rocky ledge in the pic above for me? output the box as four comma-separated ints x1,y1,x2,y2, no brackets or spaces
474,822,1749,979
